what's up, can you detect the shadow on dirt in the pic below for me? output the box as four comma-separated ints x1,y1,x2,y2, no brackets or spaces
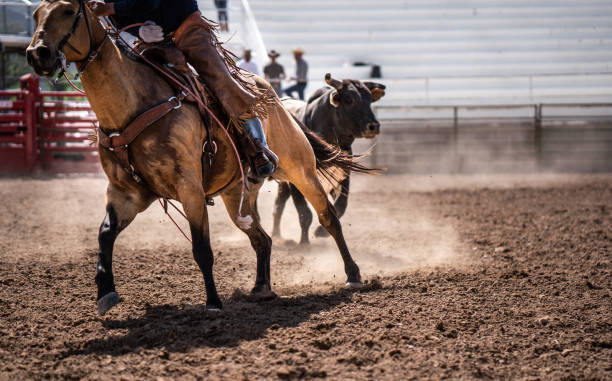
65,289,355,356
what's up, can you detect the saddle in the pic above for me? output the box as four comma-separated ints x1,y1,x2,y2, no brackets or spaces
97,42,260,187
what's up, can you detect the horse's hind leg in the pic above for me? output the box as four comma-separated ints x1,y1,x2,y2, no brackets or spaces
333,175,350,218
289,174,362,288
315,175,350,237
289,184,313,246
221,185,275,299
273,181,314,245
272,181,291,238
96,186,153,315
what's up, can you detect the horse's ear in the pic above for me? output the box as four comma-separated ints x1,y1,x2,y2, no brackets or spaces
329,91,340,108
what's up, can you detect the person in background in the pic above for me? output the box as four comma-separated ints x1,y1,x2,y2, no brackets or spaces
263,49,285,97
238,49,260,76
214,0,229,32
283,48,308,100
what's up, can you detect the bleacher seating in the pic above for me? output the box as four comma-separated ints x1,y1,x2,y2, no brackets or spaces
248,0,612,105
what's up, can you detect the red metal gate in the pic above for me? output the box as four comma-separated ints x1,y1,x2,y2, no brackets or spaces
0,74,101,175
0,80,36,174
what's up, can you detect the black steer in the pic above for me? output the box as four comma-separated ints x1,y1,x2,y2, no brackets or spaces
273,73,386,245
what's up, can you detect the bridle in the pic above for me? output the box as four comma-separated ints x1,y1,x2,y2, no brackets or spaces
46,0,254,230
55,0,107,81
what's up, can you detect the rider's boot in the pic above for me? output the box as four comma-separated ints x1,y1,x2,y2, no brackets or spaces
244,117,278,177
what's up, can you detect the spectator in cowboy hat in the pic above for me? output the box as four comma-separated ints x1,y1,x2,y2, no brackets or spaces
237,49,260,76
263,50,285,96
284,48,308,100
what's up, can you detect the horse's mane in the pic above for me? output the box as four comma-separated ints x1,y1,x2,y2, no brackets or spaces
113,36,143,63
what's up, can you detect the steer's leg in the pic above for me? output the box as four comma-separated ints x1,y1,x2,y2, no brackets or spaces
315,175,350,237
96,186,153,316
289,184,313,246
221,184,274,299
272,181,291,238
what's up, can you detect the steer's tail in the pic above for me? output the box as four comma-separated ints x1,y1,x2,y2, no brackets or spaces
291,115,384,190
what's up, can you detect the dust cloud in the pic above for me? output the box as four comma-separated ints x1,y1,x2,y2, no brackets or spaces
253,177,467,287
3,173,595,285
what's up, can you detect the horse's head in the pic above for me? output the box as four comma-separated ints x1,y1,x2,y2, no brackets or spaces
26,0,95,76
325,74,386,139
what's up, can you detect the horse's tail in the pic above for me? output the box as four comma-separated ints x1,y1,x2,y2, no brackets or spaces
290,115,384,190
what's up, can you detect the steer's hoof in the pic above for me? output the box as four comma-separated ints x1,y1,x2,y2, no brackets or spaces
97,292,120,316
314,226,330,237
346,281,364,290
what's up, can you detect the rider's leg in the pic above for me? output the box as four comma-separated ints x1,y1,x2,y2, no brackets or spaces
174,19,277,176
283,83,298,99
243,117,277,177
297,83,306,100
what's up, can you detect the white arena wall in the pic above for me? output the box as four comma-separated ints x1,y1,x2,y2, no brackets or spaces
244,0,612,173
248,0,612,106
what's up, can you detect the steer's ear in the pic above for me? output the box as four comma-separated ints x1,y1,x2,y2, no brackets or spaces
329,91,340,108
370,88,385,102
364,81,386,102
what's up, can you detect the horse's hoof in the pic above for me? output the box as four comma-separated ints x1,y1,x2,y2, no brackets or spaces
97,291,120,316
314,226,329,237
206,307,222,313
206,299,223,312
346,282,364,290
250,285,277,301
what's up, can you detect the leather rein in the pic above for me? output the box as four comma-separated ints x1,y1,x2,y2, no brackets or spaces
54,1,253,229
56,0,107,82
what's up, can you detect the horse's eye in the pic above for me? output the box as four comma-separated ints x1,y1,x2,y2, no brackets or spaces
64,9,75,16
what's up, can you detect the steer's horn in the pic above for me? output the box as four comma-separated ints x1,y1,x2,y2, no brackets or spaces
325,73,343,90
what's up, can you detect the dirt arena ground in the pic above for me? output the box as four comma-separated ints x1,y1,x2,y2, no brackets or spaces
0,173,610,380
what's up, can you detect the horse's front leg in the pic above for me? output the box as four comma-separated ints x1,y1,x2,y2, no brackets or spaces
96,186,152,315
180,185,222,310
221,184,274,299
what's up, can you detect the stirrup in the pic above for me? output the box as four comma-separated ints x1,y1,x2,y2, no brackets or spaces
252,151,275,178
253,139,279,169
255,161,275,178
251,141,277,178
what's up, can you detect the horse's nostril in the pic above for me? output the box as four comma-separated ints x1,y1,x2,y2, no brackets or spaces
36,45,51,60
368,123,380,131
26,49,35,65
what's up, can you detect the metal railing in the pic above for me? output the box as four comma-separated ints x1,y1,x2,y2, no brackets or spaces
372,102,612,172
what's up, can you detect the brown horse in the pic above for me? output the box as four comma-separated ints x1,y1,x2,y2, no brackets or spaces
27,0,365,314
